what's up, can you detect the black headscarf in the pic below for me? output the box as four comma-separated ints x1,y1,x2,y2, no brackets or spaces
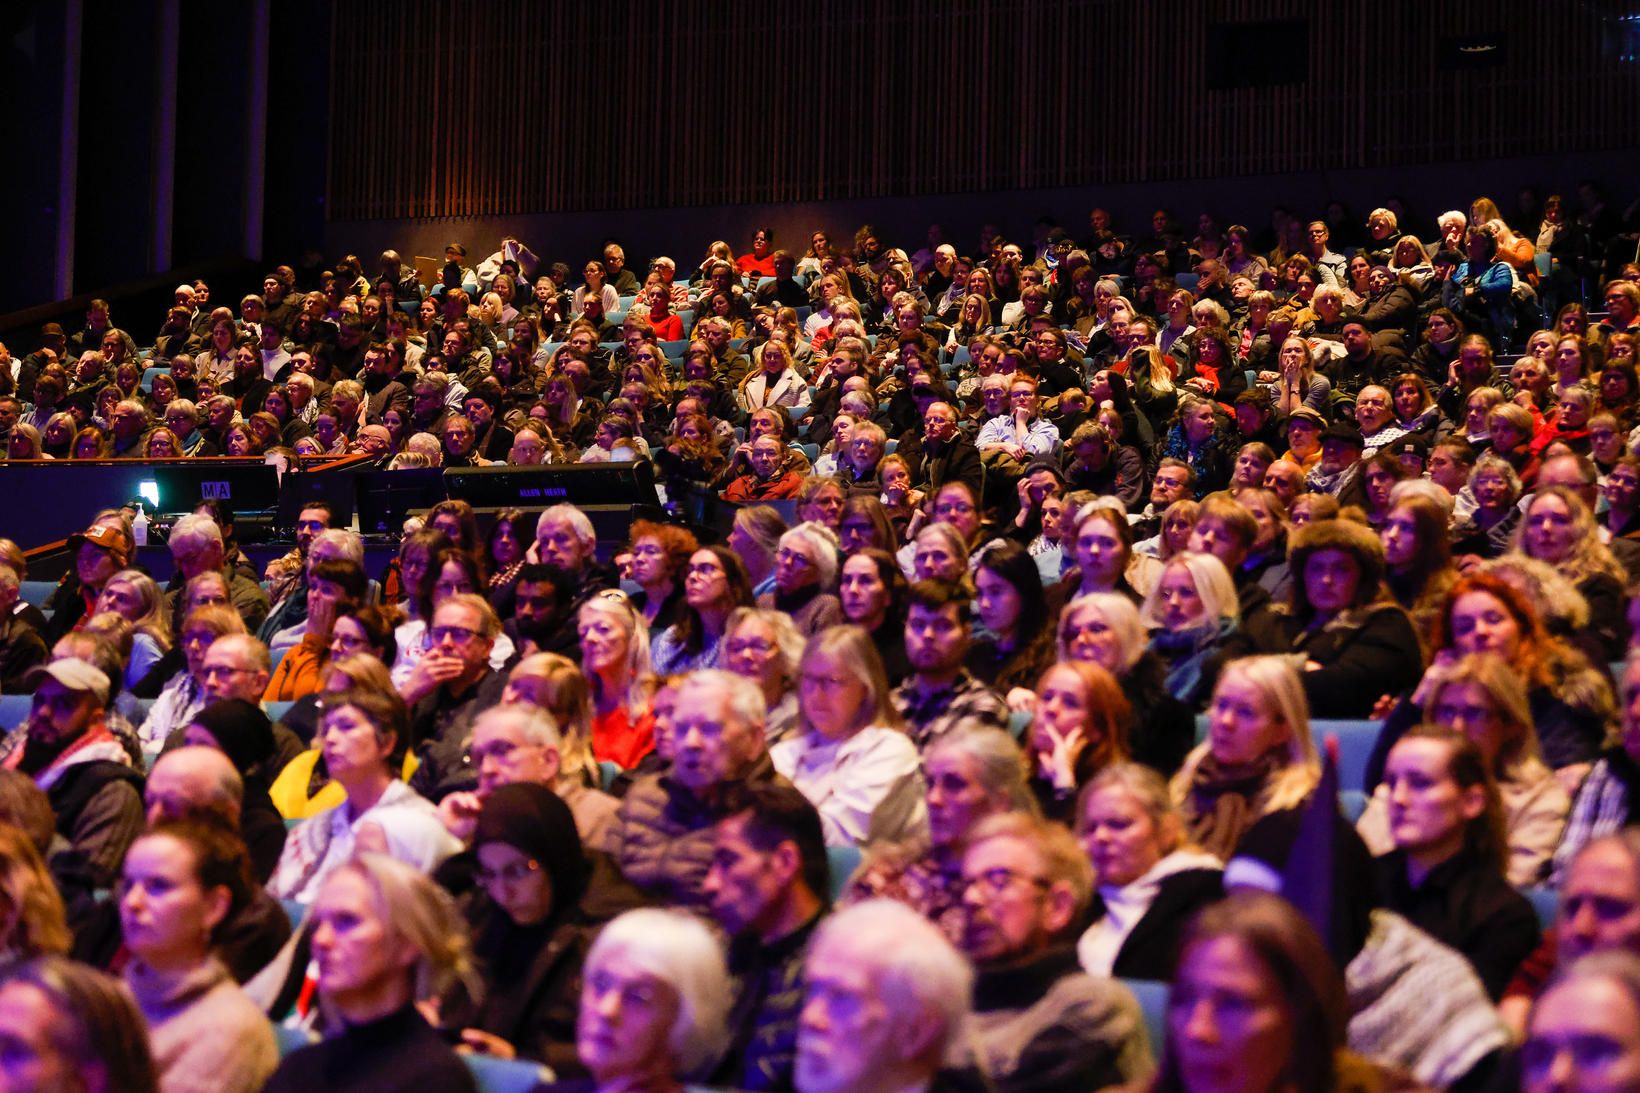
187,699,275,775
473,783,587,915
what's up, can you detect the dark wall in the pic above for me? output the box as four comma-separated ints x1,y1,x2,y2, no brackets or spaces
0,4,70,311
326,148,1637,284
2,0,333,317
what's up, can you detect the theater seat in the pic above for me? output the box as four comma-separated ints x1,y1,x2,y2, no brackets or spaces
264,701,296,724
1008,708,1031,739
1310,720,1383,793
272,1023,317,1058
465,1053,555,1092
280,899,308,930
1524,886,1558,930
826,844,861,901
1121,978,1170,1056
0,695,29,732
18,581,56,608
598,760,621,792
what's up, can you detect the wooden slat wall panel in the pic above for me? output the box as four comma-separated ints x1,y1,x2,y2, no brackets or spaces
325,0,1640,221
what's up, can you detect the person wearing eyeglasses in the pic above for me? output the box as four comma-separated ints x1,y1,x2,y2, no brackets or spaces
403,593,511,802
434,781,590,1075
957,812,1150,1092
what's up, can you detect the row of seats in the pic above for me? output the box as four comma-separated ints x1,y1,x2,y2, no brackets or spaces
272,1023,554,1093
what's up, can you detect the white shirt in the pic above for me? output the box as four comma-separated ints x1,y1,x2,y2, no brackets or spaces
770,726,925,847
268,781,459,902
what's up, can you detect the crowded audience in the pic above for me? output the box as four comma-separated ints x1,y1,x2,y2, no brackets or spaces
2,188,1640,1090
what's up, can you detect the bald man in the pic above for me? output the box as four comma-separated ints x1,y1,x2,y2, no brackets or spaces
127,748,292,981
146,745,286,884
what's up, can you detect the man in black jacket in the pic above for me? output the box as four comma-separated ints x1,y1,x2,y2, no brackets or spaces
896,401,984,503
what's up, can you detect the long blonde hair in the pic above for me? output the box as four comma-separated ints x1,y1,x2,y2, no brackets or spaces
1174,655,1321,815
507,652,598,788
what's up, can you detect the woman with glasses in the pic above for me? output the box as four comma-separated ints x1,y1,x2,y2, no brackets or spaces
262,559,368,702
268,688,459,902
138,605,247,749
723,606,807,746
772,625,924,848
434,783,589,1074
758,522,844,637
1358,653,1570,888
652,545,755,675
120,819,278,1092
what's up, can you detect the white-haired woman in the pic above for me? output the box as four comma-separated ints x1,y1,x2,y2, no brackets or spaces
553,908,731,1091
724,606,807,746
844,726,1037,942
757,521,843,637
1140,551,1254,708
773,626,924,847
1171,655,1321,861
263,854,477,1093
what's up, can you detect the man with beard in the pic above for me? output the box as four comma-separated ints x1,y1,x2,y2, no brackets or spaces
16,659,143,885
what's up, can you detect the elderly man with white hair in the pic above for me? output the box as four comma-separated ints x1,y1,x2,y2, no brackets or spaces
163,513,269,635
756,522,843,637
436,701,618,853
525,504,616,653
609,669,783,908
794,899,975,1093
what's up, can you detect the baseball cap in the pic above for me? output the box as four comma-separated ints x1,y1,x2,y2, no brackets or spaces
445,242,467,257
25,658,111,705
40,323,65,338
67,525,127,556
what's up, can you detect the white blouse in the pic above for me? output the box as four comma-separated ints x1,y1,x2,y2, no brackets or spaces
770,726,925,847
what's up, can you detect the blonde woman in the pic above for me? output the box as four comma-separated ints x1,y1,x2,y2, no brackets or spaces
576,592,657,770
1076,762,1223,979
1357,653,1570,887
1510,485,1630,660
93,569,172,688
263,854,476,1088
771,625,924,847
500,652,621,843
737,339,811,414
1140,551,1254,708
1170,655,1321,861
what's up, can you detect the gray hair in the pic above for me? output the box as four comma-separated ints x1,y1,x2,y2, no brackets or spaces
311,528,364,566
779,521,840,589
808,900,973,1065
472,704,561,751
585,909,732,1076
537,504,596,550
150,746,242,809
924,727,1039,816
168,513,223,551
725,607,806,681
1057,592,1147,671
1388,478,1453,518
679,668,767,733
